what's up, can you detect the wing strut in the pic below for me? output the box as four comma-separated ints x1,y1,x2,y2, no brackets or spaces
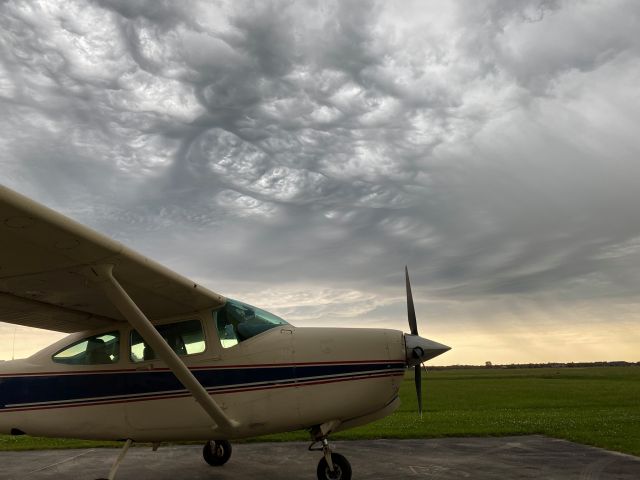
88,264,238,432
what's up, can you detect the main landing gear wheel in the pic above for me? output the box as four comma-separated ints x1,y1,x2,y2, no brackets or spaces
203,439,232,466
317,453,352,480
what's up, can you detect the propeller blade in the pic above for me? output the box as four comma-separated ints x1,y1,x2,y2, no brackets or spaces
405,266,418,335
415,363,423,418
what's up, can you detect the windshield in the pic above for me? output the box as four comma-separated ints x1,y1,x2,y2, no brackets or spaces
215,299,290,348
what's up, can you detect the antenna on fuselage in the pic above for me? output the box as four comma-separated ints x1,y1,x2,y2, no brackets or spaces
11,327,16,361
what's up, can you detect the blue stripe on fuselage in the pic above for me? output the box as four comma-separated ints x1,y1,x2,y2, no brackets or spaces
0,362,405,410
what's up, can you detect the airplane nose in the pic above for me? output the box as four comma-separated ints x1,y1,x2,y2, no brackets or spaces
404,334,451,366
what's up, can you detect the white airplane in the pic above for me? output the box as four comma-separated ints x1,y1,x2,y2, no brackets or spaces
0,184,450,480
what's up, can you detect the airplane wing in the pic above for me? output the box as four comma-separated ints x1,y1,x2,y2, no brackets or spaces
0,184,226,332
1,184,237,431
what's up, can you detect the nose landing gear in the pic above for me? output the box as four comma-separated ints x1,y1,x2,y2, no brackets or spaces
310,437,352,480
203,439,232,466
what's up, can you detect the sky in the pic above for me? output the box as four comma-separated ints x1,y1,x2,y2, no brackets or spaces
1,0,640,365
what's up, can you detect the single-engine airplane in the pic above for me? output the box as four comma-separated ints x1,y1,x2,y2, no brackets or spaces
0,184,450,480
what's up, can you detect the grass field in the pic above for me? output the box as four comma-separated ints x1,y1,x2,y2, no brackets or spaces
1,366,639,455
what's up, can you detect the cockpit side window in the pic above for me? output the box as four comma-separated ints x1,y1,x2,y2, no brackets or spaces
52,332,120,365
129,319,205,363
214,299,289,349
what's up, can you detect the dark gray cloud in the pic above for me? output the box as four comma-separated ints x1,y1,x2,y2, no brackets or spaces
2,0,640,362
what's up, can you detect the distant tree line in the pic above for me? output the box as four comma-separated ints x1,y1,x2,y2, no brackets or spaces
427,361,640,370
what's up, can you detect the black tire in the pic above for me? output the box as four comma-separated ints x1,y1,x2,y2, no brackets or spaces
202,439,232,466
317,453,352,480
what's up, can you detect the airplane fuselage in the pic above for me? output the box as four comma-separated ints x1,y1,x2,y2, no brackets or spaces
0,316,406,442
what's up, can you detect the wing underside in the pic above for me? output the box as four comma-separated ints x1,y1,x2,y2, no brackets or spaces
0,185,225,333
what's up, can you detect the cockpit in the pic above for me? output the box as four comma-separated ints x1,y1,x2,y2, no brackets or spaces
47,299,289,366
214,299,290,348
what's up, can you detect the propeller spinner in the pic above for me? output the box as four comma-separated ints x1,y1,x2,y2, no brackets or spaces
403,266,451,416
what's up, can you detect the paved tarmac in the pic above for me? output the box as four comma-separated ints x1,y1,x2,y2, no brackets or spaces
0,435,638,479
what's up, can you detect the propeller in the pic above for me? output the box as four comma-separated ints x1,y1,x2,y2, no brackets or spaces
403,266,451,418
415,363,423,417
405,266,424,417
406,266,418,336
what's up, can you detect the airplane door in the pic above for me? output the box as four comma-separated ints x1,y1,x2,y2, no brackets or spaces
272,325,301,429
207,325,300,434
221,326,299,431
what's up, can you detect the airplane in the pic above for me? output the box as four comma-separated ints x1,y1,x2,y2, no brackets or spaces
0,184,450,480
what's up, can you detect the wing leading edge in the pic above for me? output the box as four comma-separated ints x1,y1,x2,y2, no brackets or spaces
0,184,226,333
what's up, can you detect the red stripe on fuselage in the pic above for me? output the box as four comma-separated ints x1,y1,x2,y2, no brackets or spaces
0,359,403,378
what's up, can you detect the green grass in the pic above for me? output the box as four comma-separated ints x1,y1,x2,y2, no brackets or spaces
2,366,639,455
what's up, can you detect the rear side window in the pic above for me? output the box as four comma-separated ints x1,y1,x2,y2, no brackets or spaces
130,319,205,363
53,332,120,365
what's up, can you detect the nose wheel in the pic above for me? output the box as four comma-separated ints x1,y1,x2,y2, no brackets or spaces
317,452,352,480
311,438,352,480
203,439,232,466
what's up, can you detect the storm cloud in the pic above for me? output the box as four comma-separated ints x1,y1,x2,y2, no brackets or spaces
1,0,640,363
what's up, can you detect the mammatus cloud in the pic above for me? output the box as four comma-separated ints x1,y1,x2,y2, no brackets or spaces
1,0,640,363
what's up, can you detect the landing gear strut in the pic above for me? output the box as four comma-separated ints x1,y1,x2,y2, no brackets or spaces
203,439,232,466
96,439,133,480
310,437,352,480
